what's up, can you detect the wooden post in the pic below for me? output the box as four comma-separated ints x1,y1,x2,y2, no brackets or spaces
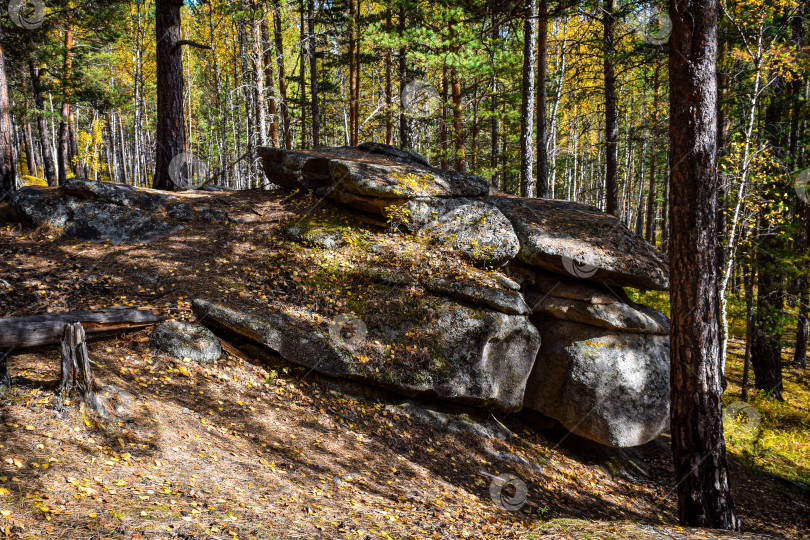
59,323,97,405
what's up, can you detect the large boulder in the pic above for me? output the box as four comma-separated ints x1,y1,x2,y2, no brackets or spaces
193,296,540,411
523,318,670,447
418,201,520,267
490,196,669,291
10,186,75,228
63,178,170,211
65,201,179,243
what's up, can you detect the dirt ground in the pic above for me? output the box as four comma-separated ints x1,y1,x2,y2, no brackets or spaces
0,189,806,539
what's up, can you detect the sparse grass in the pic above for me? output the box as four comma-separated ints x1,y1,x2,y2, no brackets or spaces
723,342,810,490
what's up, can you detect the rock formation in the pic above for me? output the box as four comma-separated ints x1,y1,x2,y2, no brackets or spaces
5,143,672,447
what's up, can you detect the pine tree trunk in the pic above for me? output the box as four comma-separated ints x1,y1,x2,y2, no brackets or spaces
23,121,35,176
397,3,410,149
153,0,186,190
489,12,499,188
58,27,75,185
603,0,618,215
307,0,319,147
0,24,14,201
348,0,358,146
384,9,394,146
519,0,537,197
28,59,57,187
535,0,549,198
298,0,307,149
645,64,660,243
751,218,785,399
440,62,448,170
668,0,739,529
742,256,755,401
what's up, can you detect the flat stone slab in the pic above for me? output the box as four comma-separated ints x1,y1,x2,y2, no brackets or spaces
193,297,540,411
259,144,490,199
490,196,669,291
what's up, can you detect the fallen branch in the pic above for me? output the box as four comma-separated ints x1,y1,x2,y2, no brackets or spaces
0,307,166,349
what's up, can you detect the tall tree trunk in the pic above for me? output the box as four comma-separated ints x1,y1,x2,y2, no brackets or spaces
603,0,618,215
519,0,537,197
348,0,358,145
307,0,320,147
668,0,739,529
440,62,448,170
398,2,411,149
23,121,35,176
153,0,186,190
535,0,549,198
751,214,785,399
490,11,499,188
0,24,14,200
450,67,465,172
298,0,307,149
271,0,290,149
28,59,57,187
384,9,394,145
260,5,279,147
742,255,755,401
252,5,268,147
645,64,660,243
58,27,75,185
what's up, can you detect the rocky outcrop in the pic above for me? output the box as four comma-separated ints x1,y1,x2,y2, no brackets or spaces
523,318,670,448
193,297,540,412
150,321,222,364
7,179,235,243
8,145,674,448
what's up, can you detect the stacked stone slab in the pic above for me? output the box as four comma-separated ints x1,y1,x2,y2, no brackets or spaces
259,143,672,447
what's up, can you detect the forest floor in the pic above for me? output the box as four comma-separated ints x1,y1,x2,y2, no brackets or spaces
0,188,807,539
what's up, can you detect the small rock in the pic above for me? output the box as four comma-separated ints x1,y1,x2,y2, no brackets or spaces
197,207,228,222
150,321,222,364
284,224,346,249
167,202,194,221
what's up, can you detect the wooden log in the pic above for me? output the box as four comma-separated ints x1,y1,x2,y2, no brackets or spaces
0,307,166,350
